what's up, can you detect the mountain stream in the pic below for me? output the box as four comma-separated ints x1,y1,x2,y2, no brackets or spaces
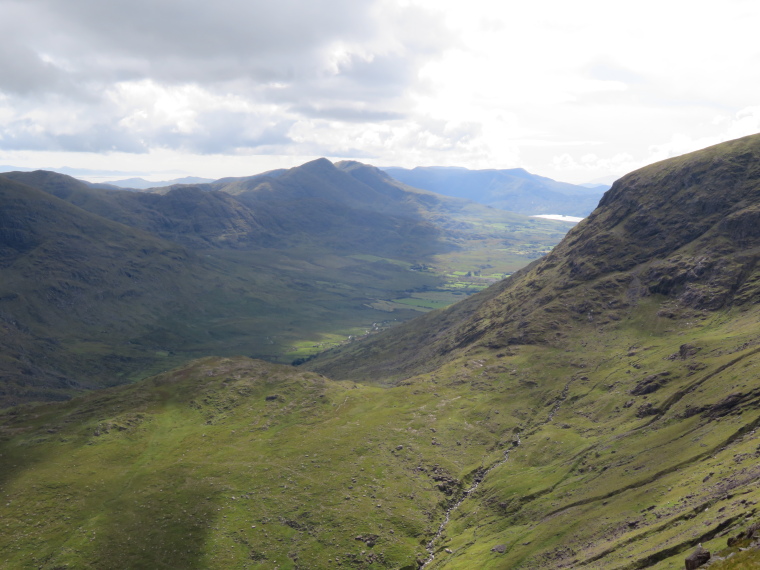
420,432,521,568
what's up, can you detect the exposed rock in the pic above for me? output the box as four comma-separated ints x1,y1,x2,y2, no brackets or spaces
635,403,660,418
354,534,379,547
684,546,710,569
491,544,507,553
630,373,670,395
683,404,707,418
727,521,760,546
705,393,745,418
667,343,702,360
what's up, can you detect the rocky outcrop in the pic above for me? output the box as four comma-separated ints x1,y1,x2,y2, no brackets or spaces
684,545,710,569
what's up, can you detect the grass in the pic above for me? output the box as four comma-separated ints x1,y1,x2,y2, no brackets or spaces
0,357,524,569
3,294,760,568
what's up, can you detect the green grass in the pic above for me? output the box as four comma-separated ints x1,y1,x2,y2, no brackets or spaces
4,297,760,568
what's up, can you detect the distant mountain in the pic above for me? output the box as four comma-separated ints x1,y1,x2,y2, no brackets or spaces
579,182,612,191
383,165,606,217
0,165,34,173
105,176,216,189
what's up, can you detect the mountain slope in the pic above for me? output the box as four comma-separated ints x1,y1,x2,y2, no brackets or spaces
299,134,760,567
383,166,606,217
0,175,214,403
0,162,573,406
312,134,760,383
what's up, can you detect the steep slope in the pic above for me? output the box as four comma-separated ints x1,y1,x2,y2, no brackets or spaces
302,133,760,567
311,134,760,382
383,166,605,217
0,176,212,404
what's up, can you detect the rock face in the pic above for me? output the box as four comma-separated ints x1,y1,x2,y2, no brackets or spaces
727,521,760,546
684,546,710,569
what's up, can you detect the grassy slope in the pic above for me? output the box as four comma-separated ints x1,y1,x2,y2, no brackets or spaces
2,303,760,568
0,357,521,569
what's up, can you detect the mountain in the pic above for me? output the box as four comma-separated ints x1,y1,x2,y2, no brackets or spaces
383,165,606,217
0,174,215,404
580,182,612,191
105,176,216,190
311,134,760,383
2,135,760,569
0,161,571,406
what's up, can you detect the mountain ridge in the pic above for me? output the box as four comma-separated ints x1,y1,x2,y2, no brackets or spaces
0,160,572,406
383,165,606,217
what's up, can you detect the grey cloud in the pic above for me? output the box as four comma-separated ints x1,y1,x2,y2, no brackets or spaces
293,105,405,123
0,119,148,153
0,0,452,153
13,0,378,84
152,110,295,154
0,42,66,95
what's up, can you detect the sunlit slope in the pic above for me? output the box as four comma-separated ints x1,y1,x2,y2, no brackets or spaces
0,356,529,569
308,133,760,383
2,307,760,568
297,133,760,567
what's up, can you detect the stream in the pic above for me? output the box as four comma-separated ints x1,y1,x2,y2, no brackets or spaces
420,432,521,568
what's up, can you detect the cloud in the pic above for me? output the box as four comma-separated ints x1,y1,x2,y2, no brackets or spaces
0,0,758,182
0,0,451,154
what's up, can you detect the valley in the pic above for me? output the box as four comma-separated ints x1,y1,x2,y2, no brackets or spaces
0,160,572,406
3,134,760,569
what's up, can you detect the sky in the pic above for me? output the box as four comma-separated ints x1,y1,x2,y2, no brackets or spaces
0,0,758,184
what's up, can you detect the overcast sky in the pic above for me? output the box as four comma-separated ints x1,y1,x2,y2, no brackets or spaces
0,0,758,183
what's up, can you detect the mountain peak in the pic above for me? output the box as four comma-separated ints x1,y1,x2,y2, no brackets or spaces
298,157,336,172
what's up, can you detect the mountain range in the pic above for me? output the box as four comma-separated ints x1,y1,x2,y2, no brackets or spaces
103,176,216,190
3,135,760,568
383,166,608,217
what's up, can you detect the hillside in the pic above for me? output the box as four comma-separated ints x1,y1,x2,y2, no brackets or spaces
383,166,606,217
312,134,760,382
2,135,760,569
0,162,571,406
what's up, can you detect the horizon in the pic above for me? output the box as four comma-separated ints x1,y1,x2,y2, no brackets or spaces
0,157,619,187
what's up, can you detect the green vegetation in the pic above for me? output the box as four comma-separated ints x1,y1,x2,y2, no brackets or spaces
0,162,572,406
7,136,760,568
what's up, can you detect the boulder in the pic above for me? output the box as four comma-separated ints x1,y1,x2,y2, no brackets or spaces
685,546,710,569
